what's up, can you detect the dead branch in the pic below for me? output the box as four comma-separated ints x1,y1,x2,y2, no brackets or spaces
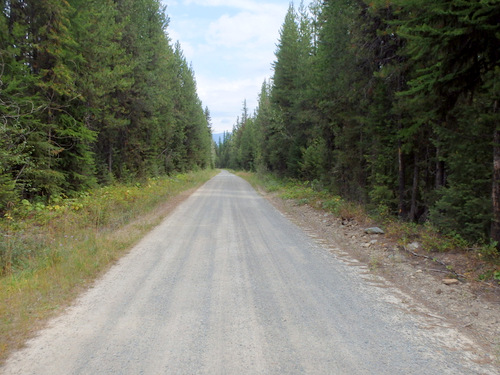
402,245,466,280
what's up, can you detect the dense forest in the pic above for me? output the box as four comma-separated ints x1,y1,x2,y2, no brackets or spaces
216,0,500,249
0,0,213,210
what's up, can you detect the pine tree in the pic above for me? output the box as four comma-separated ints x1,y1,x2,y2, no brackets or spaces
1,0,212,211
270,3,317,177
270,4,301,175
0,2,33,209
394,0,500,244
253,80,272,171
0,0,96,199
69,0,133,183
313,0,369,198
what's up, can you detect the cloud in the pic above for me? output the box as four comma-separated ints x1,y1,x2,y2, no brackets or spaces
179,0,285,50
164,0,295,132
183,0,284,13
196,75,265,132
207,11,280,48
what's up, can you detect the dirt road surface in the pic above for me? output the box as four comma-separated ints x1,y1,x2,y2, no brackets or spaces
2,171,498,374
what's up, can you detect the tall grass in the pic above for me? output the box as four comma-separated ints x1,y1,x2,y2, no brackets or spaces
0,169,217,363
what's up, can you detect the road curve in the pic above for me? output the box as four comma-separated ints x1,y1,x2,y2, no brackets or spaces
2,171,497,374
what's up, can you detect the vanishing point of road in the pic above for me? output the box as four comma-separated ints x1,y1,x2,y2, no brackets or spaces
2,171,497,374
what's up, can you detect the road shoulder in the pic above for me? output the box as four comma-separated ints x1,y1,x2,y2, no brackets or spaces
261,190,500,367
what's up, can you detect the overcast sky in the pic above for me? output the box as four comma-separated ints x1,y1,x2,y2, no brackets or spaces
161,0,310,134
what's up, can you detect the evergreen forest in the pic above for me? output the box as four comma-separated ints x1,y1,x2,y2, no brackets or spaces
216,0,500,249
0,0,213,210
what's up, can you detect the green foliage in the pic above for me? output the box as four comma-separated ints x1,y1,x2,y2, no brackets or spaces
300,139,327,181
392,0,500,235
321,196,344,216
477,242,500,261
280,181,318,201
219,0,500,256
430,185,492,242
369,184,397,211
270,3,316,177
478,269,500,285
419,226,469,253
0,170,215,276
0,0,213,214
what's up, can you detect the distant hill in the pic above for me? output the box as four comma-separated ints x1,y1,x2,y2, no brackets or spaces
212,133,226,145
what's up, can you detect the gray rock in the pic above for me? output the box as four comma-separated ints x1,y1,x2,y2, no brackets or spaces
364,227,385,235
407,242,420,251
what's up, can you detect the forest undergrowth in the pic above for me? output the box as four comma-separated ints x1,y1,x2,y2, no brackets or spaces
239,171,500,286
0,169,217,364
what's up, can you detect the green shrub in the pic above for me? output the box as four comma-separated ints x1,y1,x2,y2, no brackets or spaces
430,185,492,243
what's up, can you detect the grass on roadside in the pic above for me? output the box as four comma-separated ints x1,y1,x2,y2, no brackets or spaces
0,169,218,363
238,171,500,284
239,171,367,222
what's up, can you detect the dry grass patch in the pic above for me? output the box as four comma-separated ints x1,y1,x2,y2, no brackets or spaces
0,169,218,364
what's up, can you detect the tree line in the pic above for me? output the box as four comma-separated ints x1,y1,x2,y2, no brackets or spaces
0,0,213,211
216,0,500,248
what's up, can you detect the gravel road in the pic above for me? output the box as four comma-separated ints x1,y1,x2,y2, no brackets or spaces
2,171,497,374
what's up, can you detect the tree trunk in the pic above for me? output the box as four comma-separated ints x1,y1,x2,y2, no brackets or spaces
108,142,113,175
409,153,419,221
435,146,445,188
48,128,52,169
492,124,500,248
398,140,406,219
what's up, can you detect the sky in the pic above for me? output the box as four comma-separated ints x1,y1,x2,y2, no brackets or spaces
161,0,310,134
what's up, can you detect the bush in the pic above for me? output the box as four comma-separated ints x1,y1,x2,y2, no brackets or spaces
0,173,18,213
0,171,216,276
430,185,492,243
300,139,327,181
